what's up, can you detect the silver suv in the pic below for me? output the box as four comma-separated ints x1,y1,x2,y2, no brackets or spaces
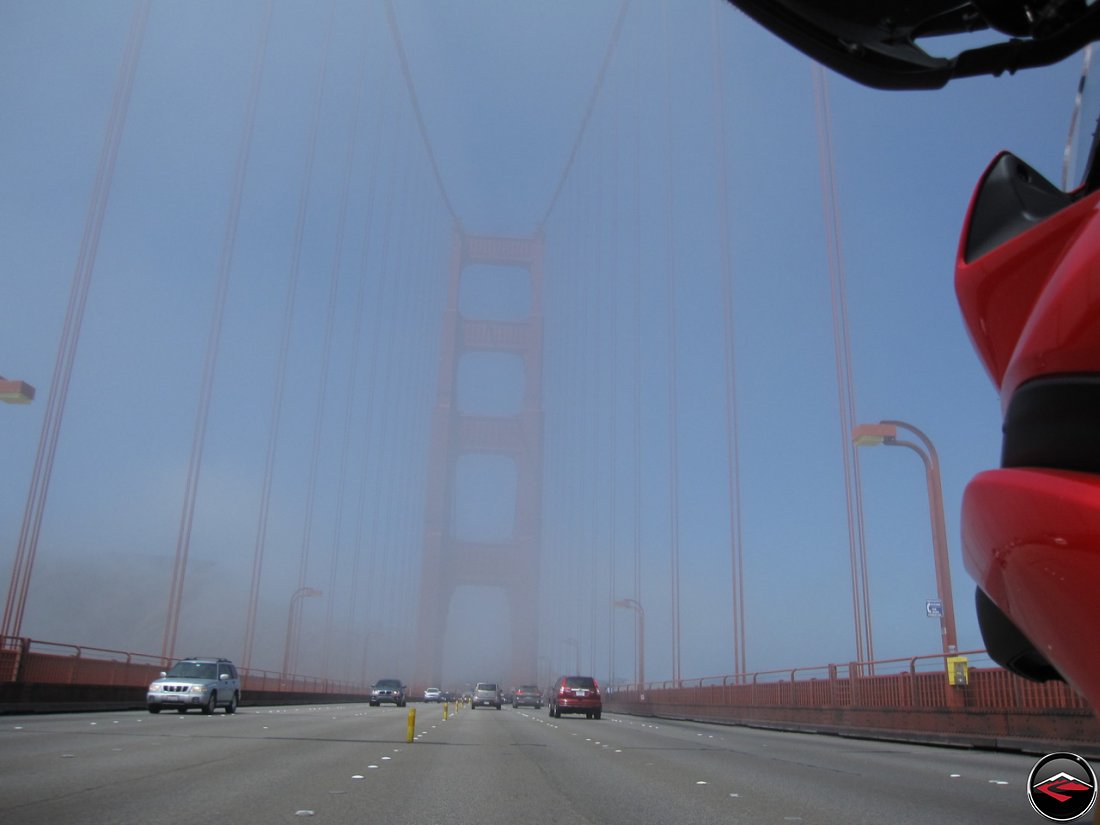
471,682,502,709
147,657,241,714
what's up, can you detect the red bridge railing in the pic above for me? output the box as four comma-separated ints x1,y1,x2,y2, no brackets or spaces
0,636,368,704
606,650,1100,755
617,651,1089,710
4,637,1097,755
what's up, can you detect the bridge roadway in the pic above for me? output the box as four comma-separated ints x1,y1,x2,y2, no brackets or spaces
0,703,1046,824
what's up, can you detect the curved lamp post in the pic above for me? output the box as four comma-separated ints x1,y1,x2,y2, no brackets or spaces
0,376,35,647
852,420,958,655
282,586,322,678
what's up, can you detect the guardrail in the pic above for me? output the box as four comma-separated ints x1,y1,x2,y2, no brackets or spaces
615,651,1090,710
605,650,1100,756
5,636,1098,756
0,636,371,712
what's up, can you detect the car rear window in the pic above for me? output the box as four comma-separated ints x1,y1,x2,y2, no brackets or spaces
564,677,595,689
477,683,497,691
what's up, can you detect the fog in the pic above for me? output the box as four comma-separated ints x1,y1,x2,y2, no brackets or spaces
0,1,1083,691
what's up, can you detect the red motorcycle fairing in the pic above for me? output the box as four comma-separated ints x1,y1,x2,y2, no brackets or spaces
956,151,1100,411
962,468,1100,709
957,151,1100,709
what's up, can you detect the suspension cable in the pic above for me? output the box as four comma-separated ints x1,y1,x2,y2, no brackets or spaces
812,65,874,665
1,1,151,644
317,4,376,678
710,2,747,679
335,40,394,682
383,0,462,231
538,0,632,232
661,0,683,687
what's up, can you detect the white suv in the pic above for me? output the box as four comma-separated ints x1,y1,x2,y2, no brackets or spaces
147,658,241,714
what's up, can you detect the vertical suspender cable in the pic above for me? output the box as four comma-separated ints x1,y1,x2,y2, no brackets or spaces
386,167,435,669
709,3,747,679
590,138,607,676
375,142,415,653
661,0,682,687
567,154,590,663
607,71,621,688
2,1,151,645
812,65,874,665
341,163,380,681
319,6,372,678
349,88,404,679
576,144,592,673
359,112,406,670
165,1,273,664
630,13,643,688
398,182,446,654
339,57,391,682
285,1,339,678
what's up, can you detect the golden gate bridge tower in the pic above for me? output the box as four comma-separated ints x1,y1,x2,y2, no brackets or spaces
414,231,544,690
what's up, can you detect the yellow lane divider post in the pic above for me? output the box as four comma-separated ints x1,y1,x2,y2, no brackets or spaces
443,702,449,721
406,707,416,743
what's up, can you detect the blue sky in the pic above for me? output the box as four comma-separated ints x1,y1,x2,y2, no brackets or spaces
0,0,1086,688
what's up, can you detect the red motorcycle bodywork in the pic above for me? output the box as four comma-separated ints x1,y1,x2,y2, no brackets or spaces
962,468,1100,707
957,168,1100,406
957,153,1100,709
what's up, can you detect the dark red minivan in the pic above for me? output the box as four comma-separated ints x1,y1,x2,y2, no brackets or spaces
548,675,602,719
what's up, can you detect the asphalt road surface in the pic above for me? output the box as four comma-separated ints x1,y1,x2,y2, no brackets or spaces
0,703,1058,824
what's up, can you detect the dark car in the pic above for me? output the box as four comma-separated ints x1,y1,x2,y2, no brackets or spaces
512,684,542,709
548,675,601,719
369,678,407,707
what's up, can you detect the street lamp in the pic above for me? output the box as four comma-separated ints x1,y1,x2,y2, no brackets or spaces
0,376,36,647
282,586,322,678
852,420,959,655
0,377,34,404
613,598,646,689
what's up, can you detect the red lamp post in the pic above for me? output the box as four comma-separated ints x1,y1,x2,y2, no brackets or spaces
852,420,959,656
282,587,322,678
